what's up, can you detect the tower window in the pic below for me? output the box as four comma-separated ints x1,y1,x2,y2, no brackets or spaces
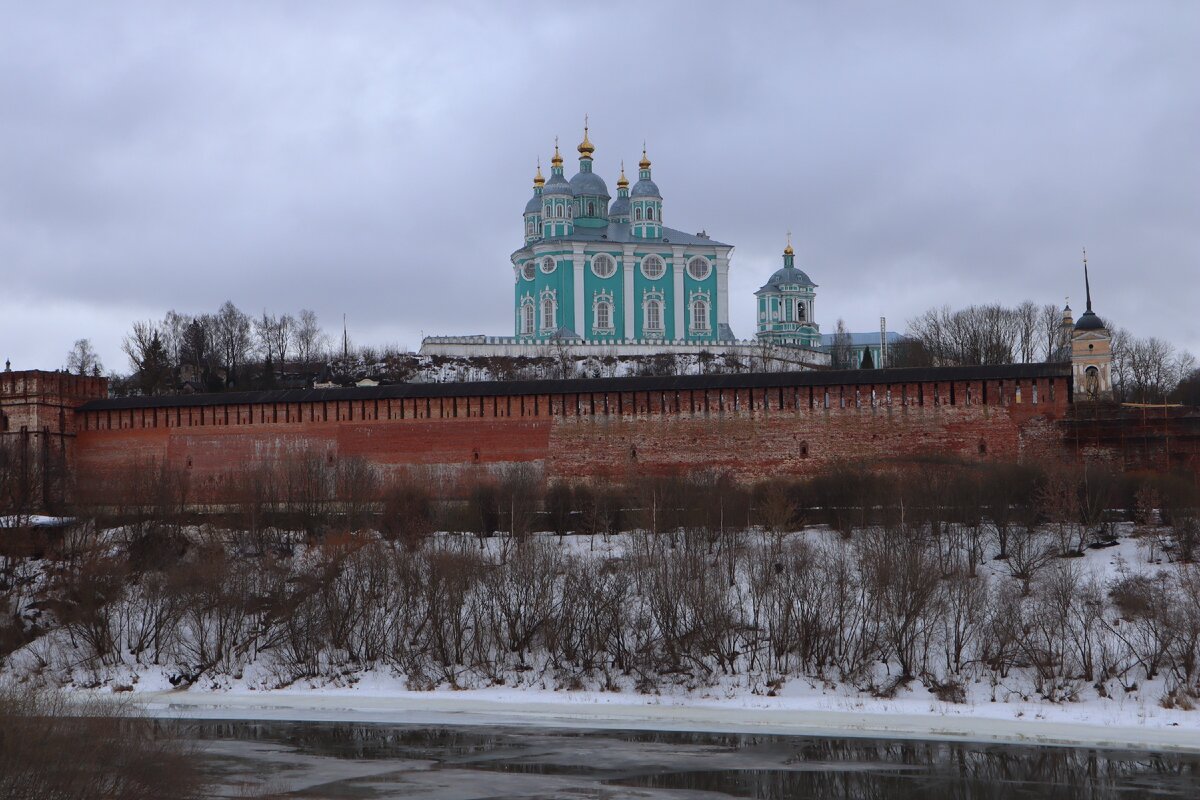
541,296,556,330
641,255,665,280
587,201,595,216
520,302,535,335
797,302,806,322
635,207,643,221
522,262,535,280
541,257,556,274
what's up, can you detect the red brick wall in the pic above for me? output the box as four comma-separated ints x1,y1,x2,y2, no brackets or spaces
72,375,1074,502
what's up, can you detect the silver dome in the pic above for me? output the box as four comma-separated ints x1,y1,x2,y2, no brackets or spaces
630,178,661,198
568,170,611,198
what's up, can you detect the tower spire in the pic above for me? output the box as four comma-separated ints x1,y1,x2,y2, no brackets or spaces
1082,247,1093,312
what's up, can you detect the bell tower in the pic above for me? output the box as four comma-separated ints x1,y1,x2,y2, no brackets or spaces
1070,249,1113,402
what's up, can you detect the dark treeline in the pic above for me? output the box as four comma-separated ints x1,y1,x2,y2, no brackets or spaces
903,301,1198,404
4,456,1199,707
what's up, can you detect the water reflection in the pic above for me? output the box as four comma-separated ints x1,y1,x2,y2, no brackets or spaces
180,720,1200,799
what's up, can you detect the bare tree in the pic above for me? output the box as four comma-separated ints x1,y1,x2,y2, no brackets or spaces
1015,301,1040,364
214,301,252,386
65,338,102,376
160,309,192,371
294,308,326,365
1038,302,1069,361
830,319,853,369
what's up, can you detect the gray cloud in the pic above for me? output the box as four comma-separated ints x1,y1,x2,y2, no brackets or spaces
1,0,1196,372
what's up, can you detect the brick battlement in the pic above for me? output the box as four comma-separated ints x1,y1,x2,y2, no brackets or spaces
69,364,1075,503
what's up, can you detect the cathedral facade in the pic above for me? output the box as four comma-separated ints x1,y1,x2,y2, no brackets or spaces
510,127,736,345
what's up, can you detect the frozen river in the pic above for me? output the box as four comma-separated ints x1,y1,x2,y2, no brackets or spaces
184,720,1200,798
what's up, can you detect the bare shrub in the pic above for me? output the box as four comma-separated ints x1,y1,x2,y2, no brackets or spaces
0,687,204,799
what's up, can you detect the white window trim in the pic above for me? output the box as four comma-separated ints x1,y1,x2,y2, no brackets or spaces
591,254,616,279
642,291,665,333
520,301,535,335
640,255,666,280
686,256,711,281
593,297,614,332
540,301,556,331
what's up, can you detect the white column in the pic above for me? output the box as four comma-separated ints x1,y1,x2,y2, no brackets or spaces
572,243,585,338
672,245,685,341
622,244,636,339
715,250,731,328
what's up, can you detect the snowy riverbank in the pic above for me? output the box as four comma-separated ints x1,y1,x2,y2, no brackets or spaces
133,681,1200,753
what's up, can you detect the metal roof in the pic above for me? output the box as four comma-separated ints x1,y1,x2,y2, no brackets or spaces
79,362,1070,412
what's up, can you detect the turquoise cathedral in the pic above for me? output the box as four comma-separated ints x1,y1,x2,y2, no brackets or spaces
512,126,736,344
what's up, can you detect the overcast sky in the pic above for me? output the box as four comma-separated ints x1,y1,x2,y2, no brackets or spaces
2,1,1197,373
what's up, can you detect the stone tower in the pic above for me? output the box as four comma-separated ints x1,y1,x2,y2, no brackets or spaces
1070,251,1113,402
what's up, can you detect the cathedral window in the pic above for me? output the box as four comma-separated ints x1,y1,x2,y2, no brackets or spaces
522,262,535,280
797,302,806,322
635,207,643,221
541,257,556,274
587,200,595,216
520,301,535,335
594,299,612,331
644,298,663,332
541,296,556,330
641,255,665,280
686,257,711,281
690,297,710,331
591,254,616,278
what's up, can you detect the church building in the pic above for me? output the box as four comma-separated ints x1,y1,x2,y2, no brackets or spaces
754,237,821,348
511,125,736,344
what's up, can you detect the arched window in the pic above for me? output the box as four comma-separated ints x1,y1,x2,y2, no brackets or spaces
591,254,616,278
797,302,806,322
541,296,556,330
520,302,535,335
690,297,710,331
587,201,595,216
635,206,643,221
594,299,612,330
686,257,710,281
644,298,663,332
647,205,655,221
641,255,665,280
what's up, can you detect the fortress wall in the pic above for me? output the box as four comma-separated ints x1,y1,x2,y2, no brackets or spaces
72,373,1072,502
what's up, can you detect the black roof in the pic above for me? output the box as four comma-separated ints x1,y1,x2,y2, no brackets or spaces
80,362,1070,412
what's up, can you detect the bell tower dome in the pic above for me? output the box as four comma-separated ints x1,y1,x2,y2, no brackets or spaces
522,161,544,245
1070,249,1113,402
541,139,574,238
630,145,663,239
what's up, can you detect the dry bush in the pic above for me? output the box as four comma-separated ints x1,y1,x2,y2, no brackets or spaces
0,687,205,799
